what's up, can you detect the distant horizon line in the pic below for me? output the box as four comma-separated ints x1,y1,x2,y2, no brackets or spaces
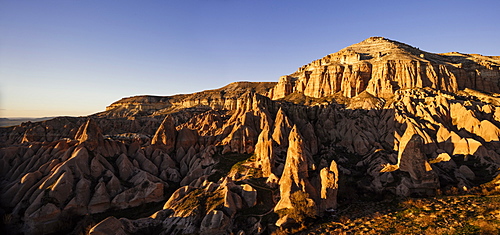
0,116,75,120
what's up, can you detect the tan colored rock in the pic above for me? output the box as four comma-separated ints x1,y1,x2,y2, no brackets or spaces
163,186,194,210
453,138,482,155
3,37,500,235
272,108,292,146
436,124,452,143
128,141,141,156
270,37,500,101
254,124,275,177
74,119,103,149
347,91,385,109
431,152,452,163
269,76,295,100
8,171,42,207
151,115,177,152
300,122,318,155
160,168,181,183
129,170,163,186
275,126,318,216
160,152,176,170
176,128,198,151
62,146,91,179
396,126,439,196
319,160,338,211
478,120,500,142
399,134,427,179
266,173,279,188
221,122,258,154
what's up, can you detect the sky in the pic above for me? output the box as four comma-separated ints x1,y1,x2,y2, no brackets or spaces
1,0,499,118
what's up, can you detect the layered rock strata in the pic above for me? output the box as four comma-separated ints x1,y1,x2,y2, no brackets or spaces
1,37,500,234
269,37,500,99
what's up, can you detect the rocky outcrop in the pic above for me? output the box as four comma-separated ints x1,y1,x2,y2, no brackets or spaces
151,115,177,152
275,127,312,226
274,126,316,214
380,124,439,196
103,82,276,118
2,37,500,234
75,118,103,144
319,160,339,212
269,37,500,100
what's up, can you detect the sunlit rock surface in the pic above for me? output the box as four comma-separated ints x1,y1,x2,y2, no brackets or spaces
1,37,500,234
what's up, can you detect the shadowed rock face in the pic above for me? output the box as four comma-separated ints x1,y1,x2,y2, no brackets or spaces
1,37,500,234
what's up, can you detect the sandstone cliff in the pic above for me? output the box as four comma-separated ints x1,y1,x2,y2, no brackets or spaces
269,37,500,100
1,37,500,234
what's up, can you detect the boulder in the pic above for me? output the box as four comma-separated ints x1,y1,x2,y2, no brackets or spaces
200,210,230,235
240,184,257,207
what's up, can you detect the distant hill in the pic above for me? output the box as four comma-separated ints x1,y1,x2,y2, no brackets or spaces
0,117,55,127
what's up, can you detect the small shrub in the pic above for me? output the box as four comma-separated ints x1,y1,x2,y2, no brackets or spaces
290,191,317,223
401,198,426,210
275,191,317,225
338,215,350,224
454,223,480,235
2,213,12,225
471,220,499,235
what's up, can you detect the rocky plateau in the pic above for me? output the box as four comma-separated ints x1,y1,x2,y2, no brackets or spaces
1,37,500,234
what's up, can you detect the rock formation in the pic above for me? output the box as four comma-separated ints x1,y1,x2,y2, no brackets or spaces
268,37,500,99
151,115,177,152
1,37,500,234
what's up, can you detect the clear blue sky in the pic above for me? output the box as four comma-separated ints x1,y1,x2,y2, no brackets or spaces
1,0,499,117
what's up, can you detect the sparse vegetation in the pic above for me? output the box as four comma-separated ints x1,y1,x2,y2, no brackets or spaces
173,188,224,217
276,190,317,228
298,194,500,234
208,153,252,182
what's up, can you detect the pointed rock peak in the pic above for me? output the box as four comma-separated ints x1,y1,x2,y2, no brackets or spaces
75,118,103,143
154,115,176,136
354,90,376,99
272,108,293,145
275,107,289,121
286,124,314,170
398,122,418,154
348,90,385,110
288,125,302,144
160,114,175,126
151,115,177,152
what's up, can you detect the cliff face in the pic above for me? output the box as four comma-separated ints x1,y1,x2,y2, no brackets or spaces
102,81,276,118
269,37,500,99
1,37,500,235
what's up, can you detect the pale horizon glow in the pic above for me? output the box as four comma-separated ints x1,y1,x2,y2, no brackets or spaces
1,0,500,118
